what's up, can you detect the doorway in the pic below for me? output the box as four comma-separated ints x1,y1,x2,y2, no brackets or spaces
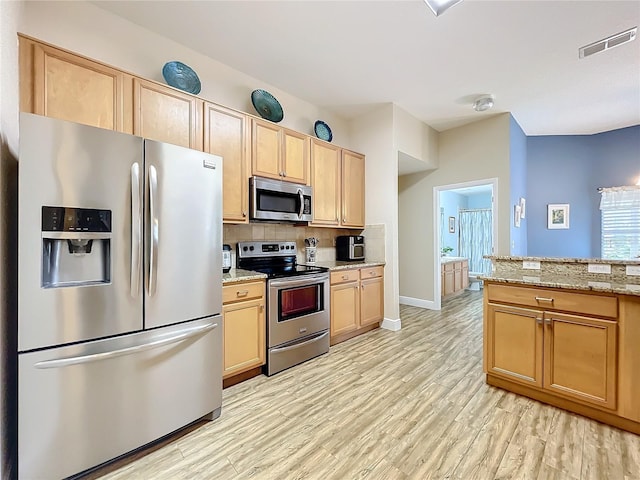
433,178,498,310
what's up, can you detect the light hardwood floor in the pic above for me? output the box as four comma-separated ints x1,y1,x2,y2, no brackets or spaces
88,291,640,480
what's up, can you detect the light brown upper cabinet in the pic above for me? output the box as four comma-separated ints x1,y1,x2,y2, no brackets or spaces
133,78,203,150
341,150,365,228
204,103,249,223
311,139,365,229
19,36,132,133
310,139,341,227
251,118,309,184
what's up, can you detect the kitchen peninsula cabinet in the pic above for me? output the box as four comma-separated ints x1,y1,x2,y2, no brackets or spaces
484,280,640,434
251,119,309,184
19,36,132,133
133,78,203,150
330,265,384,345
204,103,249,223
222,280,265,385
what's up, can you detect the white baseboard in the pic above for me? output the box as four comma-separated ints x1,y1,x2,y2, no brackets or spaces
399,296,439,311
381,317,402,331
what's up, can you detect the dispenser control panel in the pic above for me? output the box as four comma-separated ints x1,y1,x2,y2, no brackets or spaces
42,206,112,232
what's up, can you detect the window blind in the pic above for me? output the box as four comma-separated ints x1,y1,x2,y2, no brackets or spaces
600,186,640,260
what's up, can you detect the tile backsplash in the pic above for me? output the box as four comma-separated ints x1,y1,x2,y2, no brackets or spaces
223,223,386,266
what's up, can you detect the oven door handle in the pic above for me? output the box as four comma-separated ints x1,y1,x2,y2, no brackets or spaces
269,274,329,288
270,331,329,354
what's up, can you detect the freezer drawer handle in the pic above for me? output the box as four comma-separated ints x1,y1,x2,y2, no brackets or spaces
131,162,142,298
148,165,159,297
270,331,329,354
34,322,218,369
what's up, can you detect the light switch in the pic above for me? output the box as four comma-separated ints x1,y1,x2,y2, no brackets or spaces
626,265,640,276
588,263,612,274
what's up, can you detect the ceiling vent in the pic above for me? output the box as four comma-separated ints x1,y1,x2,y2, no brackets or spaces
579,27,637,59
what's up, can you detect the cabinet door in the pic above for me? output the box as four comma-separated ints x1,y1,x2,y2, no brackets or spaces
282,128,309,184
222,298,265,379
486,304,543,388
330,282,359,337
341,150,365,228
462,261,469,290
360,276,384,327
251,119,282,180
443,265,455,296
204,103,249,223
543,312,617,410
133,78,202,150
310,139,341,226
454,262,463,292
25,40,131,133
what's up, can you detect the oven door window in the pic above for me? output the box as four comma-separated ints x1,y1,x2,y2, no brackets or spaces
279,283,323,322
257,189,300,215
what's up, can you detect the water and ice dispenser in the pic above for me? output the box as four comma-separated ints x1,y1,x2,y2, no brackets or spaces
41,206,112,288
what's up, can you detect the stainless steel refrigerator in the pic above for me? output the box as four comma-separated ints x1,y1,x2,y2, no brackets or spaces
17,113,223,479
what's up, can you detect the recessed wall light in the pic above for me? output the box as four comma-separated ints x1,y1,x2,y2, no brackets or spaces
473,95,494,112
423,0,463,17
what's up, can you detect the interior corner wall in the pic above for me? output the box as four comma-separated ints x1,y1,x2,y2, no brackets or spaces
1,1,23,477
509,115,527,255
349,104,399,322
399,114,512,304
393,105,438,169
19,1,351,147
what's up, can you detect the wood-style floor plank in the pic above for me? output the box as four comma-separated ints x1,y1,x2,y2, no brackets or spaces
84,291,639,480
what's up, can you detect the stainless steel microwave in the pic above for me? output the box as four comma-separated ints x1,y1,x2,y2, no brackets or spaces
250,176,312,222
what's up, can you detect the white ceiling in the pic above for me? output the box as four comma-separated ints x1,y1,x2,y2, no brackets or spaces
93,0,640,136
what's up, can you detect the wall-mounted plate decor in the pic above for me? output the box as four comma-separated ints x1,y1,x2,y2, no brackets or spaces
314,120,333,142
251,89,284,123
162,61,201,95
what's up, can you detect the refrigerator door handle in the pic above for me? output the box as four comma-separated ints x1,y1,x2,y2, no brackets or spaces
130,162,142,298
34,321,218,369
148,165,159,297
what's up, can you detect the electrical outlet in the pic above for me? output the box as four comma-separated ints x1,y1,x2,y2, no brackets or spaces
626,265,640,276
522,261,541,270
588,263,612,274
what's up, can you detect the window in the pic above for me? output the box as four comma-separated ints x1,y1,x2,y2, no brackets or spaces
600,187,640,260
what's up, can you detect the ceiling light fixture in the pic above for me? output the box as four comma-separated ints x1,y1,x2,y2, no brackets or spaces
579,26,637,59
423,0,463,17
473,95,494,112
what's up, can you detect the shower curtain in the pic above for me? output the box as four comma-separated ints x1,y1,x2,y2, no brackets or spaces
459,209,492,274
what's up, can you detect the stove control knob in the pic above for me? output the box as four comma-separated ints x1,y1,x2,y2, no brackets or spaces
243,246,248,252
249,246,254,251
280,245,284,250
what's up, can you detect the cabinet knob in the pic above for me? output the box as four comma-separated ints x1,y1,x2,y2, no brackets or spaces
242,211,247,217
236,290,249,297
283,171,287,177
260,304,264,311
342,275,349,280
535,296,554,303
369,271,375,276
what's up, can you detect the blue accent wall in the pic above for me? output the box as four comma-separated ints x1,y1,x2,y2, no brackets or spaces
467,192,492,209
510,116,528,256
526,125,640,258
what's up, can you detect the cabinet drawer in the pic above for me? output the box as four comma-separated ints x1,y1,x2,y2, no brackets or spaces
487,283,618,319
443,263,455,272
360,266,383,280
331,269,359,285
222,281,264,304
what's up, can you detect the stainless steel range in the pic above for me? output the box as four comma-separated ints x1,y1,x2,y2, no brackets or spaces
237,241,329,376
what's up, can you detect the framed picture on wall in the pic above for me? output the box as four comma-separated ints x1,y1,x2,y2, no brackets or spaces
548,204,570,229
514,205,521,228
519,197,526,218
448,216,455,233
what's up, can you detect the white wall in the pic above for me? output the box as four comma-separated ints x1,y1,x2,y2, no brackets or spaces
0,0,23,476
20,1,351,147
349,104,400,326
393,105,439,170
399,114,512,304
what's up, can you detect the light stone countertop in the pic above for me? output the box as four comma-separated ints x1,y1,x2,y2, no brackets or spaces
486,255,640,265
480,272,640,296
311,260,386,271
222,269,267,284
440,256,468,264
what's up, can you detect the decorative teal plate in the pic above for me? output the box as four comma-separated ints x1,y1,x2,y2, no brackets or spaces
251,89,284,123
314,120,333,142
162,61,201,95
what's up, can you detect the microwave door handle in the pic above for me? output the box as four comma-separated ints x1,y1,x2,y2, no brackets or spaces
130,163,142,298
148,165,159,297
297,188,304,218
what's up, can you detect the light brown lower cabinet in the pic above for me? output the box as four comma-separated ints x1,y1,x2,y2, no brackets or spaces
330,266,384,345
222,280,265,380
441,259,468,297
484,281,640,435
